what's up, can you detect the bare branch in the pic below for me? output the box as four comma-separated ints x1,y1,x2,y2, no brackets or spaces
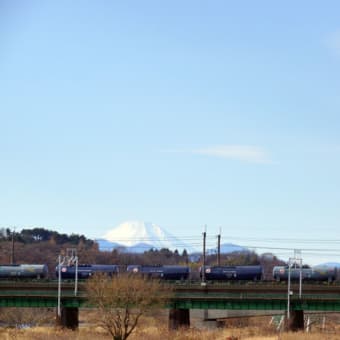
86,273,172,340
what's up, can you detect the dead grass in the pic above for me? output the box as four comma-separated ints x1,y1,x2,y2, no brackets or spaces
0,308,55,328
1,311,340,339
1,326,340,340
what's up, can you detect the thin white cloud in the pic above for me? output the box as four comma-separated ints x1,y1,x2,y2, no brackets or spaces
163,145,271,163
325,30,340,56
192,145,270,163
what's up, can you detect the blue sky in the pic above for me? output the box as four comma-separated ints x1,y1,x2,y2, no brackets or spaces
1,1,340,264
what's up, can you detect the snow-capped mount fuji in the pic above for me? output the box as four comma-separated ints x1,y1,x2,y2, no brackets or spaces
97,221,196,253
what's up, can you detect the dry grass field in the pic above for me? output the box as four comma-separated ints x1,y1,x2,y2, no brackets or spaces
1,326,340,340
0,309,340,339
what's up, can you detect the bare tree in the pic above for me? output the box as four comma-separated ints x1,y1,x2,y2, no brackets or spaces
86,273,172,340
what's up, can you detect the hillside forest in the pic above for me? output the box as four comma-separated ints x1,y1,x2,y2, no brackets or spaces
0,228,285,280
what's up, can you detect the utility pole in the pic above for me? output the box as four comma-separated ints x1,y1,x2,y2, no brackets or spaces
10,228,15,265
57,247,79,319
202,227,207,285
217,228,221,266
287,258,292,321
287,250,303,321
57,254,62,318
65,248,79,296
294,249,303,299
287,259,291,320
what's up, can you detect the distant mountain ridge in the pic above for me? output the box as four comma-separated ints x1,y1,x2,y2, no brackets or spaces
316,262,340,268
97,221,249,254
96,239,160,253
97,221,196,253
219,243,249,253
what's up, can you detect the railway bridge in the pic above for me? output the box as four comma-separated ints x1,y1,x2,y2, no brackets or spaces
1,281,340,331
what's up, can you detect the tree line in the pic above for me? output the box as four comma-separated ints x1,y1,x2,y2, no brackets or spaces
0,227,284,279
0,227,94,246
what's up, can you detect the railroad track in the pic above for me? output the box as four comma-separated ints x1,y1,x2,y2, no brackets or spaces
1,281,340,295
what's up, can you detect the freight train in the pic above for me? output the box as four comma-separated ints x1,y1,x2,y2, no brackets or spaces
272,265,337,283
56,264,119,279
0,263,337,283
201,265,263,281
126,265,190,280
0,264,48,279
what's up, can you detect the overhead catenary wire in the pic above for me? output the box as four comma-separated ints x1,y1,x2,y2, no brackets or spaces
97,227,340,260
101,234,340,243
96,235,340,257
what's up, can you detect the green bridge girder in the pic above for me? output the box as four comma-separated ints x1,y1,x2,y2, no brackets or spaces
0,298,85,308
2,282,340,311
2,296,340,311
172,298,340,311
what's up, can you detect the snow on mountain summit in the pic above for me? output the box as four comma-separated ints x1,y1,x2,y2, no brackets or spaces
104,221,165,246
103,220,195,252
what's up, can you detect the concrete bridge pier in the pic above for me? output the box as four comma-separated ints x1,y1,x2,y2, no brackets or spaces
168,308,190,330
56,307,79,330
287,310,304,331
